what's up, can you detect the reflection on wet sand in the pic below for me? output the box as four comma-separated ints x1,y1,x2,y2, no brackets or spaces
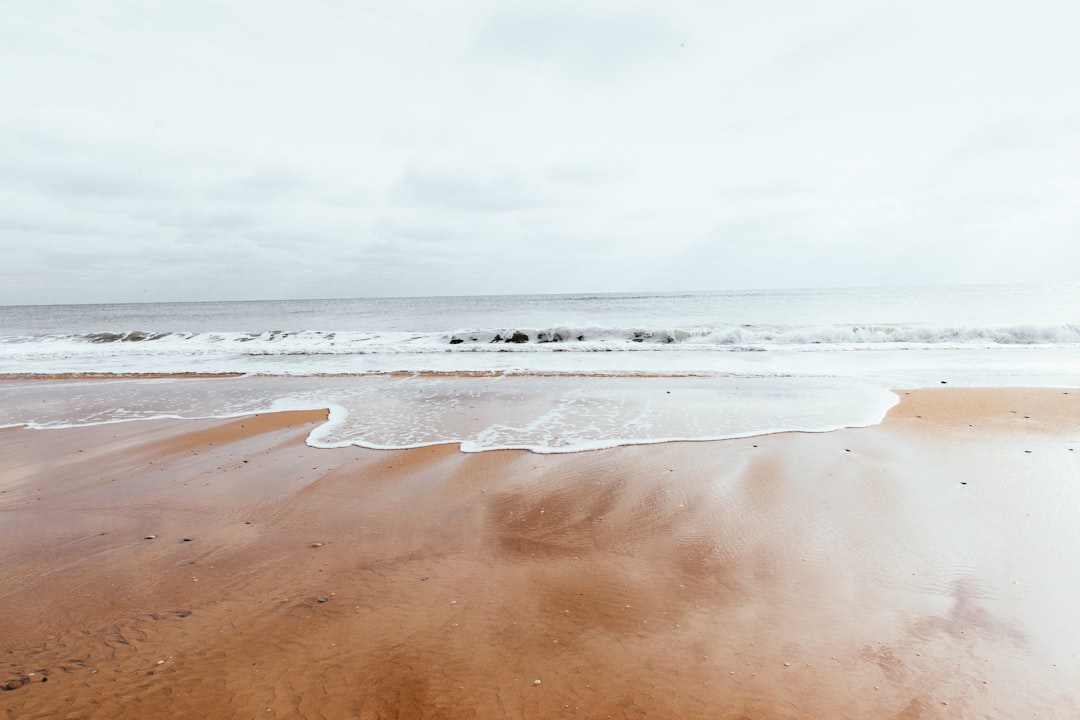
1,388,1078,718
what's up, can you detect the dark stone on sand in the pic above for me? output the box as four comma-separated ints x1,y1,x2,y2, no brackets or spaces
315,597,329,604
180,537,193,542
175,610,192,618
2,677,29,691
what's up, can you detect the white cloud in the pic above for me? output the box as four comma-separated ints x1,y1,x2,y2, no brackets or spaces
1,0,1078,304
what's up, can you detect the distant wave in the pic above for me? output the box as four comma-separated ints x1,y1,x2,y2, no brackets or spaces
0,322,1075,353
63,325,1080,349
443,323,1080,347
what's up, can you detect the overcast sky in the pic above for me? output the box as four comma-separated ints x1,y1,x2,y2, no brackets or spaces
2,0,1078,304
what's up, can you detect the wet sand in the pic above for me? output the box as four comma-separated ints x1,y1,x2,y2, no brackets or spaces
1,388,1078,718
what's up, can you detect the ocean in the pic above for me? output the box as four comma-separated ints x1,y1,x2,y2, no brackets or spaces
2,283,1077,452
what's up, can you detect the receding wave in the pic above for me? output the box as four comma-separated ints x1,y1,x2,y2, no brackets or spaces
0,374,902,454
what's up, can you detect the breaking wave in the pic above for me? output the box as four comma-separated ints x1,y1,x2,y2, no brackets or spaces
42,322,1080,352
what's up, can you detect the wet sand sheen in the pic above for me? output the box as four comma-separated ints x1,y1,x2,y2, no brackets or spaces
1,388,1079,718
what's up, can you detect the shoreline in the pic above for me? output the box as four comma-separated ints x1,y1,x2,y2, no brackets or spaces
0,373,903,454
3,387,1079,717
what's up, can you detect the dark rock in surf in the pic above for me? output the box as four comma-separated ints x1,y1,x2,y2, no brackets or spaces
87,332,123,343
510,331,529,343
449,337,464,345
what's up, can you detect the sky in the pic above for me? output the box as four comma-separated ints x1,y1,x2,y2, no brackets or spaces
2,0,1079,304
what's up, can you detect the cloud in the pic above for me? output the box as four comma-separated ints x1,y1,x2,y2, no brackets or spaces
390,164,554,212
1,0,1078,304
473,2,680,81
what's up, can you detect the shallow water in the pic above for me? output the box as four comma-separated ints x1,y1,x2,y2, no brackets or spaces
0,374,899,453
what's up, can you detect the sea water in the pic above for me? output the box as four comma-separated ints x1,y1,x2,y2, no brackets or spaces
1,284,1077,452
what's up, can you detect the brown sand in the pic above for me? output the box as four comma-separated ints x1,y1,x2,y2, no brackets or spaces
1,388,1079,718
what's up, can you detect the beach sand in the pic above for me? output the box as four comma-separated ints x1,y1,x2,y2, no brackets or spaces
2,387,1078,718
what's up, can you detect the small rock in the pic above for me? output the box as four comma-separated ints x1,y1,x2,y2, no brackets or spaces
534,679,542,685
309,542,324,548
144,534,157,540
315,597,329,604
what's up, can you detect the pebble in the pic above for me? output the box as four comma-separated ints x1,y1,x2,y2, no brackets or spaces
144,535,157,540
534,679,542,685
309,542,324,548
315,597,329,604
